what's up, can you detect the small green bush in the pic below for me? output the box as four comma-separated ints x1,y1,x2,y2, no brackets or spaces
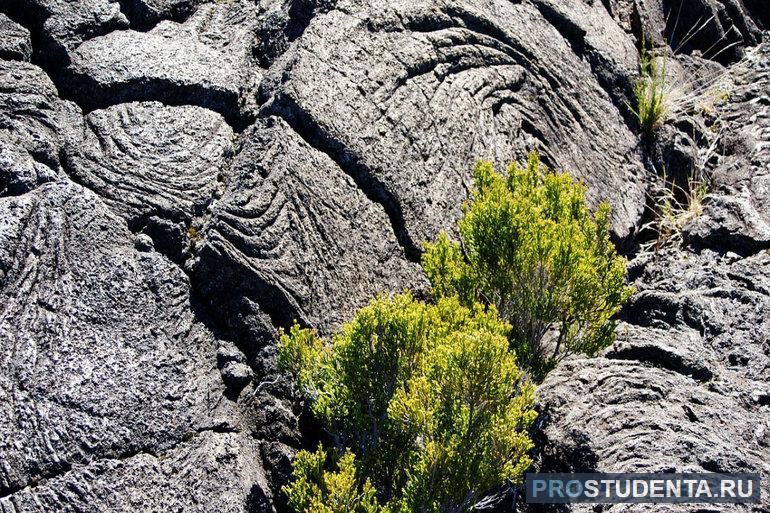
628,38,668,133
423,153,633,379
284,447,386,513
279,292,536,512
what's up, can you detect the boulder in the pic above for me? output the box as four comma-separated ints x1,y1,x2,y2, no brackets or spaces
0,0,128,66
0,181,217,493
0,181,285,510
0,14,32,61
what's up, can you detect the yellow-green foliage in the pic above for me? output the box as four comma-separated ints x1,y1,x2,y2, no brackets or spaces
187,225,200,240
279,292,536,512
423,153,633,379
284,447,387,513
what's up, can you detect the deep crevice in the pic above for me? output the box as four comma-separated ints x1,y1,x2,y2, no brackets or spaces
262,94,422,262
55,73,254,133
741,0,770,30
117,0,202,32
662,0,749,65
255,0,336,68
0,461,72,500
59,140,270,365
193,241,309,341
188,127,305,337
196,424,240,435
186,146,289,359
284,0,334,44
0,2,127,72
684,227,770,258
57,147,187,269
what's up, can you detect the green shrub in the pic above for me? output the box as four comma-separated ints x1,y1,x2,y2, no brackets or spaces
279,292,536,512
423,153,633,379
627,37,668,133
284,446,386,513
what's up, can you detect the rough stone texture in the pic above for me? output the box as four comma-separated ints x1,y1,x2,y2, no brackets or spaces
1,0,128,65
0,0,768,511
262,0,647,250
63,101,233,262
1,431,270,513
536,248,770,511
685,42,770,254
195,115,423,335
255,0,336,67
0,181,217,492
0,60,81,197
0,180,289,511
62,0,262,127
0,14,32,61
534,38,770,512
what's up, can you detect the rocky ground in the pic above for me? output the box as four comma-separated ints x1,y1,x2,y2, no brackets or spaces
0,0,767,511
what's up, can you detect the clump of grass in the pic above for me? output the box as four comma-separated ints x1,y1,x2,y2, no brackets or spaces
187,224,204,251
640,170,709,251
651,9,743,124
187,225,200,240
628,37,668,133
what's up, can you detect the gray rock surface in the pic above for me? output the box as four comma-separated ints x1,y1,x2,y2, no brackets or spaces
63,101,233,261
195,115,422,335
534,39,770,513
262,0,647,250
0,181,217,492
0,60,80,196
1,0,128,65
685,42,770,254
0,180,289,511
254,0,336,67
65,101,232,224
0,0,768,511
2,431,270,513
536,247,770,511
0,14,31,61
62,0,262,127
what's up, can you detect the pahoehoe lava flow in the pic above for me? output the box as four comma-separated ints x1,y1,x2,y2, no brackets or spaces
0,0,768,511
